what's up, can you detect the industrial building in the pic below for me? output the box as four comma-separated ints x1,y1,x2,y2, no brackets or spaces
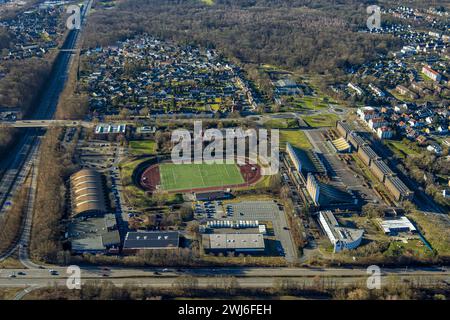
202,233,265,254
306,173,355,207
306,173,320,205
384,176,414,202
286,143,326,177
286,142,301,172
347,132,367,151
357,144,380,166
122,231,180,253
318,211,364,253
369,159,396,183
378,216,416,235
335,121,414,203
68,214,120,254
336,121,353,139
70,169,107,217
206,220,260,229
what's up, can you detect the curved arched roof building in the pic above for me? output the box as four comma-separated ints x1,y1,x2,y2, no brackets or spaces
70,169,106,217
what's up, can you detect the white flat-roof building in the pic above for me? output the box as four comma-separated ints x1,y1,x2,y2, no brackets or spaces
202,233,265,253
378,216,416,235
318,211,364,253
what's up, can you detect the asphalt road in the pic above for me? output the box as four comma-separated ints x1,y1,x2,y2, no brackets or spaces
0,266,448,289
0,0,93,217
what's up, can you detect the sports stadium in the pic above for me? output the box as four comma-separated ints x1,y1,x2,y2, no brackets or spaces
140,160,262,193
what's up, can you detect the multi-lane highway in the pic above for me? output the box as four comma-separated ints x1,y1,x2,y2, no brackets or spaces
0,266,448,292
0,0,93,217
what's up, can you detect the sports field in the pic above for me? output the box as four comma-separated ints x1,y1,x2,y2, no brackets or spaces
159,163,245,191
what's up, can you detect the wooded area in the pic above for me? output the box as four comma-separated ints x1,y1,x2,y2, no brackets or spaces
30,128,78,263
0,183,28,254
26,276,448,300
0,58,53,115
0,126,18,160
83,0,400,75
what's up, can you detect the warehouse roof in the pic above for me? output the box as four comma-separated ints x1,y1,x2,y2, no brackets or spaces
70,169,106,216
378,216,416,234
372,160,395,176
319,211,364,245
360,145,380,160
123,231,180,249
337,121,353,134
386,175,413,196
69,214,120,252
202,233,265,251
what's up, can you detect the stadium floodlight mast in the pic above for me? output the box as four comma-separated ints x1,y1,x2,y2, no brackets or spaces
171,121,279,176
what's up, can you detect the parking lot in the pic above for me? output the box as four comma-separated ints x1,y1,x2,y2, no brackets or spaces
76,140,119,173
304,128,382,205
195,200,297,262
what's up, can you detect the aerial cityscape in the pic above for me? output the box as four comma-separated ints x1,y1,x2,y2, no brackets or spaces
0,0,448,306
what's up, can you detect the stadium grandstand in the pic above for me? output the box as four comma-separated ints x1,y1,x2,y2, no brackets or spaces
330,137,351,153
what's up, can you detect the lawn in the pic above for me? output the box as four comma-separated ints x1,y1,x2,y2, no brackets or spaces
410,211,450,257
384,239,433,258
385,140,420,158
159,163,244,191
280,130,312,150
129,140,157,156
302,113,339,127
264,118,298,129
200,0,215,6
295,96,328,111
119,158,155,208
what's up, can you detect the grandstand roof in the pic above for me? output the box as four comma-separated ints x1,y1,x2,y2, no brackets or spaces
332,137,351,152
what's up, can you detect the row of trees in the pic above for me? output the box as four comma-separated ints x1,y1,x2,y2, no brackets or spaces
0,183,28,254
55,53,89,120
25,275,447,300
403,151,450,209
0,126,18,161
30,128,78,263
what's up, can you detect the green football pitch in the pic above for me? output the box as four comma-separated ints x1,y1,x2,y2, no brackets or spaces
159,163,245,191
